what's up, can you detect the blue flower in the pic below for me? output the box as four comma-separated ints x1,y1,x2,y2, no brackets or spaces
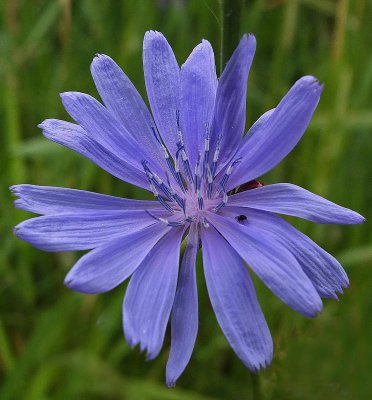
11,31,364,386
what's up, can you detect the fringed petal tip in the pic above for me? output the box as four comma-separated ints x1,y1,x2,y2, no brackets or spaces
9,185,31,212
37,118,63,133
230,33,256,63
306,300,323,318
145,350,158,361
39,121,69,146
13,224,21,237
63,276,74,289
90,53,116,73
326,209,365,225
335,287,345,297
91,54,107,72
165,368,182,389
143,30,169,49
13,222,44,251
322,281,348,300
134,340,159,362
165,367,182,389
247,354,273,374
296,75,324,91
64,280,108,295
59,91,69,101
165,360,180,388
352,212,366,224
59,91,83,106
144,29,164,40
10,189,24,210
201,38,212,46
241,32,256,46
92,53,107,61
63,273,96,295
63,270,80,291
9,184,20,195
329,280,350,301
166,380,176,389
123,335,159,362
339,273,350,291
60,91,101,116
13,223,32,244
37,119,49,131
180,38,214,69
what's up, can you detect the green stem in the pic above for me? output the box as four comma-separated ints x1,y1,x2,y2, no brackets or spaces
251,372,261,400
219,0,244,73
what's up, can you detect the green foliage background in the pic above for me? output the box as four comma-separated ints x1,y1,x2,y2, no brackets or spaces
0,0,371,399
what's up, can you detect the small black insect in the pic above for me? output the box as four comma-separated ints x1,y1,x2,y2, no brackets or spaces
235,215,247,222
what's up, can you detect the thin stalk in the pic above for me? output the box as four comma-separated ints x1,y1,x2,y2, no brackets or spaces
219,7,262,399
251,372,261,400
219,0,244,73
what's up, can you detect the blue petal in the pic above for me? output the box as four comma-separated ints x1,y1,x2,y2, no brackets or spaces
180,40,217,170
123,227,184,360
14,210,166,252
211,34,256,166
60,92,153,170
244,108,275,142
201,224,273,371
222,207,349,299
143,31,180,157
64,223,171,294
10,184,162,215
166,223,199,387
90,54,166,169
40,119,148,189
228,183,365,224
208,213,323,317
228,76,323,189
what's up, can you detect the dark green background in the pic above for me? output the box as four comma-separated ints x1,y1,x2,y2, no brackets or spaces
1,1,371,399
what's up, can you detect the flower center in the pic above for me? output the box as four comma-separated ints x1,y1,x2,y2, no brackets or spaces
142,112,241,227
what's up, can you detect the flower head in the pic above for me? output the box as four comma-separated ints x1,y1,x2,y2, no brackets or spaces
12,31,364,387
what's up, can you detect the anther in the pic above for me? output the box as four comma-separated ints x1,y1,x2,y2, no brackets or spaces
198,195,204,210
202,124,210,179
194,153,202,192
151,127,185,193
177,142,194,185
211,133,223,179
166,173,186,211
206,164,214,199
145,210,183,227
214,192,228,212
148,182,173,213
151,127,167,155
151,172,174,200
142,160,175,201
176,110,185,147
217,158,242,194
142,160,175,212
175,110,194,186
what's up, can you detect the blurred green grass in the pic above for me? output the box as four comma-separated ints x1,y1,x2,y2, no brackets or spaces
0,0,371,399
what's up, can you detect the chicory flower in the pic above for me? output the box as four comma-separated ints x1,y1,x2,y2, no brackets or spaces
11,31,364,387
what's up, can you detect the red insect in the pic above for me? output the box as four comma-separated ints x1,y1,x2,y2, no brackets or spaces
235,179,264,193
